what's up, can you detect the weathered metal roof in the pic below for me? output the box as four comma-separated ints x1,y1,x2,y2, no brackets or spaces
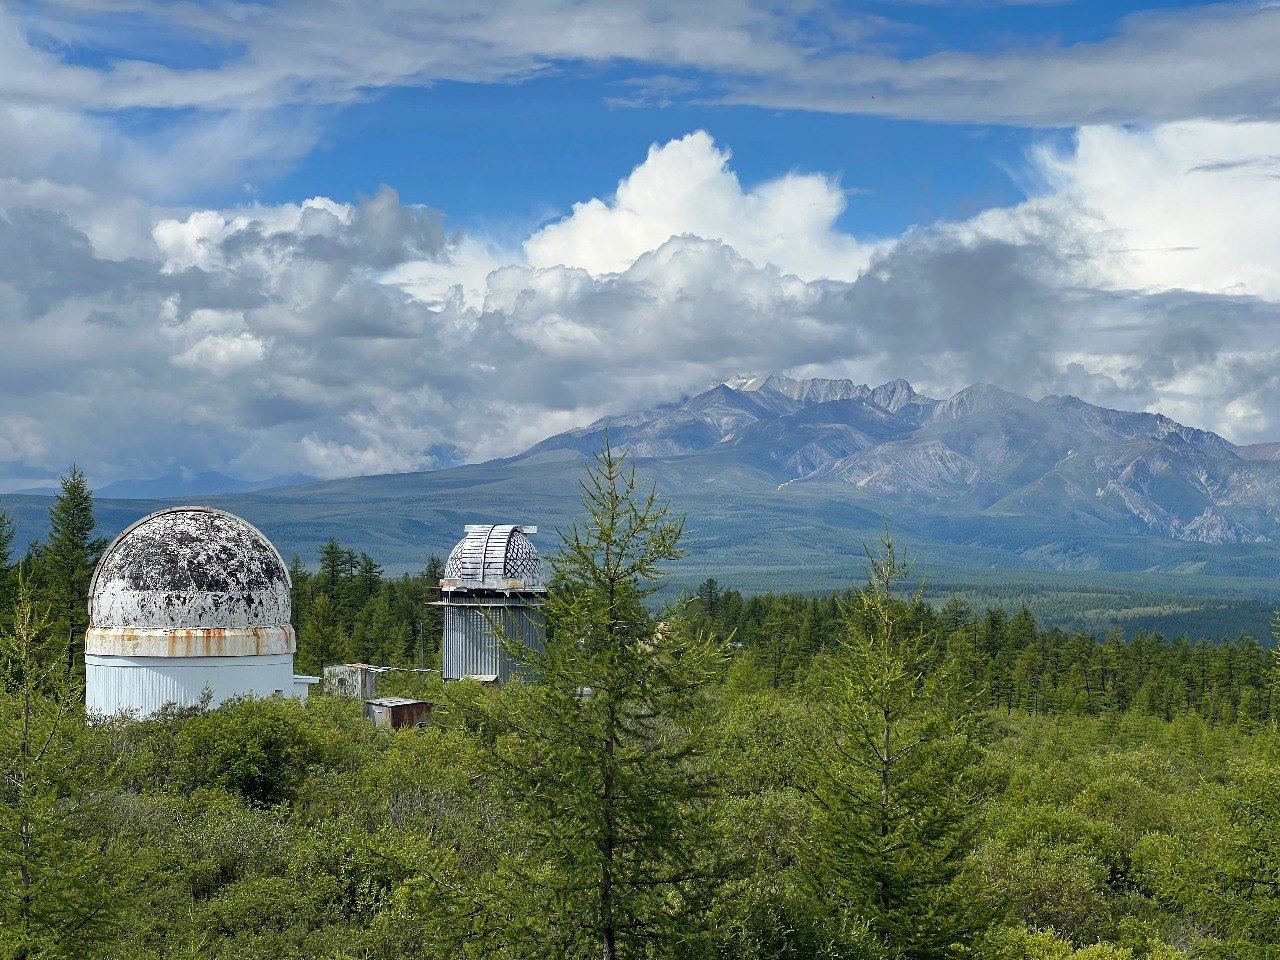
89,506,291,631
442,524,544,591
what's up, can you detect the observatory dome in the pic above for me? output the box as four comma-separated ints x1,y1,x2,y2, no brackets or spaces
85,506,305,716
443,524,544,591
440,523,546,684
90,506,291,630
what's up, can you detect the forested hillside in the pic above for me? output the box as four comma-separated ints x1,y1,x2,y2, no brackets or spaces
3,458,1280,959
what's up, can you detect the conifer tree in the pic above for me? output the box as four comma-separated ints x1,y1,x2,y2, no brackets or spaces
415,554,446,668
449,441,731,959
759,596,800,689
939,594,973,634
695,577,721,619
0,510,15,614
317,537,347,596
287,555,310,635
296,592,344,675
349,590,407,666
0,577,120,957
38,467,106,675
355,552,383,604
802,532,987,960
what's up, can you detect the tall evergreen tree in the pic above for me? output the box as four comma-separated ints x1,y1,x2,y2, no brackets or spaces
317,538,347,597
939,594,973,634
355,552,383,604
296,593,344,676
447,441,731,959
287,555,310,635
38,468,105,675
0,577,121,957
802,533,987,960
348,590,408,666
416,554,446,668
695,577,721,619
0,510,15,615
759,596,801,689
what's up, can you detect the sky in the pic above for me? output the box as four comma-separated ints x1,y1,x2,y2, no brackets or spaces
2,0,1279,490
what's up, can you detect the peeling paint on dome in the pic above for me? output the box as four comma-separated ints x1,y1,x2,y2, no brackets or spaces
89,506,291,631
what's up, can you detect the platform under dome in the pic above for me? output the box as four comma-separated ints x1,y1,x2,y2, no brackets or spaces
85,506,308,716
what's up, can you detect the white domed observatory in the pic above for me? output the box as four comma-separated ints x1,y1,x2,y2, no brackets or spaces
85,506,316,717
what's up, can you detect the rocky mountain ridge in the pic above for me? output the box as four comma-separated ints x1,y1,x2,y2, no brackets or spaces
521,375,1280,544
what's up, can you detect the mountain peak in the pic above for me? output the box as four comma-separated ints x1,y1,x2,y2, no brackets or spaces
723,373,936,410
513,375,1280,544
932,382,1028,420
724,373,869,404
869,377,922,413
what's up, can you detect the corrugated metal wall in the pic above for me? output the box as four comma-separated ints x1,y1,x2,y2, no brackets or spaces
442,601,544,682
85,653,296,716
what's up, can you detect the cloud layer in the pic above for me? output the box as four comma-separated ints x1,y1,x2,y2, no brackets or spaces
3,125,1280,488
3,3,1280,487
8,2,1280,205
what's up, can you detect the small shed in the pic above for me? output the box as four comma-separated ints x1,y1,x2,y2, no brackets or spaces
324,663,380,700
364,697,435,729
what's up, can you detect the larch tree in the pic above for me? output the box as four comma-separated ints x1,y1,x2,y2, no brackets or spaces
296,592,343,677
695,577,721,619
355,552,383,605
802,532,988,960
0,577,121,958
0,510,15,614
415,553,446,668
287,555,311,635
442,440,732,960
36,468,105,675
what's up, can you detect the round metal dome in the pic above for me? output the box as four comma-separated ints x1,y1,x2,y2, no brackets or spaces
444,524,544,590
89,506,291,630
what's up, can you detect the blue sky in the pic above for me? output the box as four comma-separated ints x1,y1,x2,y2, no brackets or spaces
274,78,1038,241
1,0,1279,486
62,0,1202,232
20,0,1229,226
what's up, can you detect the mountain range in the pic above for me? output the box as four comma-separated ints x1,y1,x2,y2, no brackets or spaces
4,375,1280,604
521,374,1280,546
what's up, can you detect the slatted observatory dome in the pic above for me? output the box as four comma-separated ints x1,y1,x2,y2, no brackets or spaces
85,506,314,716
443,524,544,590
439,524,546,684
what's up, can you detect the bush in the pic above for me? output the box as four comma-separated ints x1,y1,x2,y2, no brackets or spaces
175,696,338,806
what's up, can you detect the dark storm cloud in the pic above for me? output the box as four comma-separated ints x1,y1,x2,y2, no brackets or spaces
0,207,148,318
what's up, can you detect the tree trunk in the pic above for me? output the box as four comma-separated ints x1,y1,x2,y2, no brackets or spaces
879,705,892,915
601,703,617,960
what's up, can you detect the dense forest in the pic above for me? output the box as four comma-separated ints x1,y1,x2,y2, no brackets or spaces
3,457,1280,959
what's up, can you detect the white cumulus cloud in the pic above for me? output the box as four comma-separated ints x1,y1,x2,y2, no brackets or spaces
524,131,876,281
1030,121,1280,300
